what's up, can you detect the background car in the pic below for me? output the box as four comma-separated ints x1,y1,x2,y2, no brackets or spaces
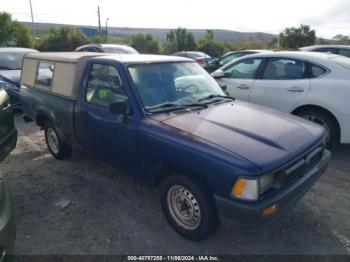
0,47,38,108
75,44,139,54
0,87,16,257
207,50,273,72
212,51,350,147
300,45,350,58
172,51,214,70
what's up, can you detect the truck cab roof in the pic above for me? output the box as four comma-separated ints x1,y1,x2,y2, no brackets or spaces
24,52,191,64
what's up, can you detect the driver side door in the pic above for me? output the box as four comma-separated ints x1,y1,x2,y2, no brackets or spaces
75,62,143,176
218,58,263,101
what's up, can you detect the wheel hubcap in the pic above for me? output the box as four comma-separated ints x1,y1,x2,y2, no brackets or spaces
167,185,201,230
303,114,330,144
47,128,60,154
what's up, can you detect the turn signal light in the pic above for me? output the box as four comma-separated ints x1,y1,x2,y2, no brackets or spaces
262,204,279,218
232,179,246,196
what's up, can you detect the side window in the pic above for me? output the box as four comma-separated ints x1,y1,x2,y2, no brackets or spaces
219,53,245,66
314,48,336,54
337,49,350,58
35,61,55,89
309,64,327,78
86,64,127,109
262,58,306,80
89,47,102,53
223,58,262,79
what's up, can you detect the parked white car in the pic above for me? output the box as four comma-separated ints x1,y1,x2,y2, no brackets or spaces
300,45,350,58
212,51,350,147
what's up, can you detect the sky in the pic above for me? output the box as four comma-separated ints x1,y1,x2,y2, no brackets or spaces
1,0,350,38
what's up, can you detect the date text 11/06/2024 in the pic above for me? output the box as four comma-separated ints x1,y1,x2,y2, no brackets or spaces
127,256,220,261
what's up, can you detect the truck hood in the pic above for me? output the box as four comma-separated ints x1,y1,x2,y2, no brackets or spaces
161,101,324,173
0,70,21,86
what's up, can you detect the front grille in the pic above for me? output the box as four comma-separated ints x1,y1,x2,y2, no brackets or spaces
281,143,324,186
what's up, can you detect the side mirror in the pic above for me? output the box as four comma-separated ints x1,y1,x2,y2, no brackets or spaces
211,69,224,79
208,58,218,65
109,102,129,123
49,64,55,72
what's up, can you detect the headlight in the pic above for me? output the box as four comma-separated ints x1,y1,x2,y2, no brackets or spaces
231,175,274,201
259,175,274,194
231,178,259,200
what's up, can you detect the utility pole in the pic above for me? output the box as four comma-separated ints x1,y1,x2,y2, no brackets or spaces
105,18,109,37
29,0,36,37
29,0,34,23
97,6,101,33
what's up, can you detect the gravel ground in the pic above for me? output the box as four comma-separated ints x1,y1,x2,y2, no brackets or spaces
0,115,349,255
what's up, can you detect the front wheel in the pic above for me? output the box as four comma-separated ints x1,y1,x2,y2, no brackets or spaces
159,174,219,241
44,122,71,160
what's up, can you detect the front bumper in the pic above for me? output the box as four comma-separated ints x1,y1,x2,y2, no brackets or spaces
214,149,331,228
0,130,17,163
0,180,16,258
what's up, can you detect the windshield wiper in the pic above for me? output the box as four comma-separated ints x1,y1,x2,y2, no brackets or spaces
198,94,235,102
147,102,208,113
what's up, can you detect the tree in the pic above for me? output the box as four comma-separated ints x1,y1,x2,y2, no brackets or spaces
0,12,34,48
197,30,225,57
38,27,88,51
316,37,332,45
12,21,35,48
229,38,268,51
165,27,196,53
89,35,108,44
332,34,350,44
130,33,160,54
279,25,316,49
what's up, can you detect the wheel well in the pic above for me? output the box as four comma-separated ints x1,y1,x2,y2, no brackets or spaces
36,114,51,128
154,162,212,191
292,105,341,140
154,162,179,186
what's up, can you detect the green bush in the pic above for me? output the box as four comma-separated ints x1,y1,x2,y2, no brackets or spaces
38,27,88,51
0,12,34,48
197,30,225,57
279,25,316,50
130,33,160,54
228,38,268,51
165,28,197,53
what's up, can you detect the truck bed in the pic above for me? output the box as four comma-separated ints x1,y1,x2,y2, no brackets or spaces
21,85,77,144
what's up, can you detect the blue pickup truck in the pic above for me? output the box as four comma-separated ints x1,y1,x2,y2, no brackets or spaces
20,52,331,240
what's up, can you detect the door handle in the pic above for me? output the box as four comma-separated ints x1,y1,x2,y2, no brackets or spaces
287,87,304,92
237,84,250,90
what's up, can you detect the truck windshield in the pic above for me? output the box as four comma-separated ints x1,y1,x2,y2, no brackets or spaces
128,62,226,112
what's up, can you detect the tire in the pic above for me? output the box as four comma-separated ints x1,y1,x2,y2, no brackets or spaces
296,109,339,148
44,121,71,160
159,174,219,241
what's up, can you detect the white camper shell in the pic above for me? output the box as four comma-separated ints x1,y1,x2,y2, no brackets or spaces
21,52,106,99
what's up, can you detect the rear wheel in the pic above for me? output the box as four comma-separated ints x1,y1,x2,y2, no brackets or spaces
296,109,339,148
159,174,219,241
44,122,71,160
